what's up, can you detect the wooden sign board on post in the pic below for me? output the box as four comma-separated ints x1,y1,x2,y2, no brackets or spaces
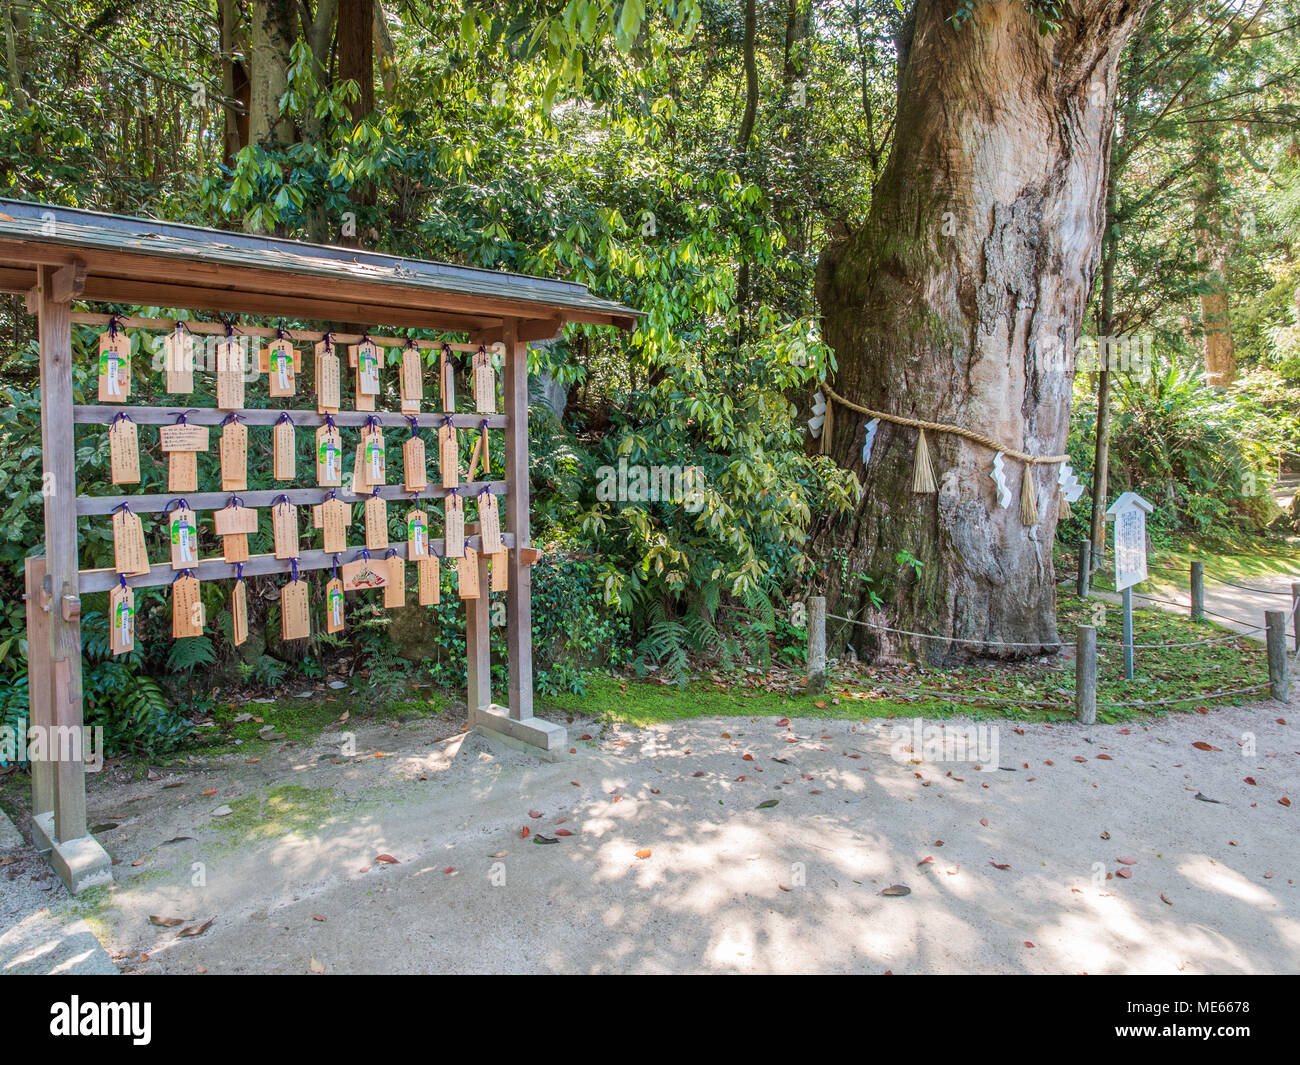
1106,491,1154,680
1108,492,1153,592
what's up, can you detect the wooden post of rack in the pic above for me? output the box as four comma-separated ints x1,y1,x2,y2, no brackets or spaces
23,556,54,820
503,318,533,722
462,318,566,760
465,523,491,713
31,264,112,893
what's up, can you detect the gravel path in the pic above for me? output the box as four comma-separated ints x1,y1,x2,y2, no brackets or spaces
5,698,1294,975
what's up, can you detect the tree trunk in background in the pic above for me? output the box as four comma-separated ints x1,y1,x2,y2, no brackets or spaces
814,0,1150,663
733,0,758,347
248,0,295,148
4,0,26,107
338,0,375,123
219,0,250,164
1089,171,1118,571
1195,207,1237,387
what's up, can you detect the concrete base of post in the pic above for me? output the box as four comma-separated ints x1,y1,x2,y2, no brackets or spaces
469,703,568,762
30,811,112,895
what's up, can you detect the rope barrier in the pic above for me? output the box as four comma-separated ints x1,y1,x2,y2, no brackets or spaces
1201,573,1295,596
826,612,1073,650
821,383,1070,465
826,611,1261,652
1095,685,1271,709
841,677,1270,711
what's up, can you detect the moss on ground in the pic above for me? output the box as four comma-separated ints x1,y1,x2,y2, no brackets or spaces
168,687,450,763
545,590,1271,728
213,783,339,842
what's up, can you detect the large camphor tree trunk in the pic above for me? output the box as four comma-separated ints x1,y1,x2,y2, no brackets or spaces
814,0,1150,663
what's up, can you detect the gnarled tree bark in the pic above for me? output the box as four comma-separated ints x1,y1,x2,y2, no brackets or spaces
813,0,1151,663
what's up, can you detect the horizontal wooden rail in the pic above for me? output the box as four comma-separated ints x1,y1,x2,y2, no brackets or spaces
74,405,506,430
78,535,515,594
77,481,507,517
70,312,502,352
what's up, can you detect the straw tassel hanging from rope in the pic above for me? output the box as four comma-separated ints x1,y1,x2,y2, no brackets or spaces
1019,466,1038,526
911,428,937,493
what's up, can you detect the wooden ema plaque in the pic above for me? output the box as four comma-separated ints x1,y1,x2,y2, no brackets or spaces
274,417,296,481
362,424,386,488
220,419,248,492
384,554,405,608
281,578,310,640
477,490,502,554
172,573,203,638
109,582,135,656
342,553,387,592
403,434,427,492
444,493,465,557
97,328,131,402
473,345,496,414
353,339,382,412
406,509,429,559
439,422,459,488
325,577,345,634
439,344,455,412
215,501,256,562
273,500,299,559
320,496,350,555
162,422,207,493
167,505,199,570
399,345,423,413
418,556,440,605
108,415,140,485
266,337,297,398
232,579,249,647
112,507,150,576
163,326,194,393
316,423,342,486
215,337,246,410
315,338,341,413
458,545,480,599
365,495,389,550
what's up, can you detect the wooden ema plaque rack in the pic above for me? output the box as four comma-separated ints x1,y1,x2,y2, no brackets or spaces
0,199,639,893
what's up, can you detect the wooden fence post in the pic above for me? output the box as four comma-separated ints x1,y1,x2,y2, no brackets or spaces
1291,582,1300,652
1076,539,1091,598
807,596,827,694
1190,561,1204,621
1266,609,1289,702
1075,624,1097,724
